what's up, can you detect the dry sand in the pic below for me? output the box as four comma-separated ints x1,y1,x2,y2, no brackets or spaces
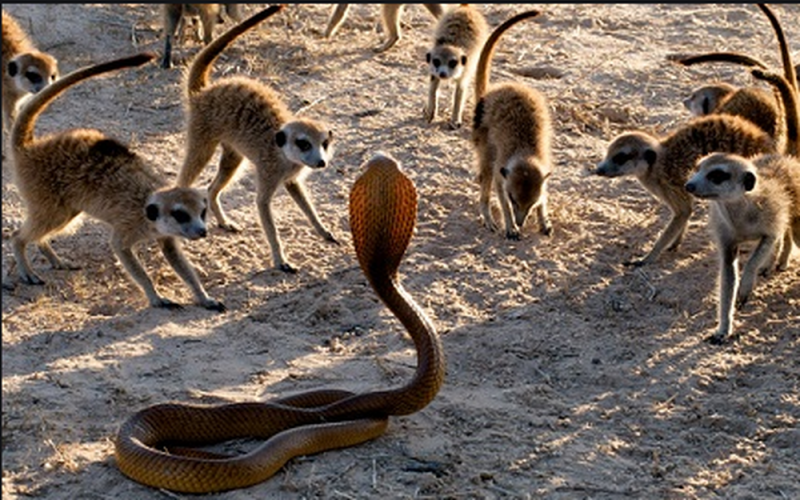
2,3,799,499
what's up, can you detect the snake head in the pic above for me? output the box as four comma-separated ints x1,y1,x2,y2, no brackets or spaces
349,153,417,282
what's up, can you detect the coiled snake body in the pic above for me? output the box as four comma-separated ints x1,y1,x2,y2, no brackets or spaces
114,154,445,493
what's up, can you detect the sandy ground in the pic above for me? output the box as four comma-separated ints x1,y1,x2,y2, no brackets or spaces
2,3,799,499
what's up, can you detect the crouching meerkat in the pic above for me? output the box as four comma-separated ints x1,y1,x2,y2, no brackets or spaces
8,52,225,312
2,9,59,132
177,5,337,274
471,9,551,240
324,4,444,53
424,3,488,129
160,4,242,69
685,68,799,344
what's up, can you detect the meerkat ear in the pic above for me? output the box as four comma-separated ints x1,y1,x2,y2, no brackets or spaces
275,130,287,147
146,203,160,221
461,55,467,66
643,149,657,167
328,129,334,141
426,52,431,63
7,60,19,77
743,172,756,192
500,167,509,178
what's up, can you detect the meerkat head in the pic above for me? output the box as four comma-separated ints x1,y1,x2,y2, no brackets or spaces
595,132,662,178
685,153,757,200
275,118,334,169
683,83,735,116
7,52,59,94
501,155,550,228
145,188,209,240
426,43,468,81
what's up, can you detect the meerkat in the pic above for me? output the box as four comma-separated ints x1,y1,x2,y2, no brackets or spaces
7,52,225,312
160,4,242,69
424,4,488,129
595,115,777,266
177,5,337,274
324,4,444,53
685,70,799,345
2,9,58,133
470,9,549,240
681,82,783,146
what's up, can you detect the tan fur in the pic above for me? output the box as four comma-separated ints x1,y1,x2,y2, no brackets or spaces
595,116,777,267
686,152,800,343
2,10,58,132
470,10,548,240
424,4,488,129
160,4,242,69
7,52,224,310
324,4,444,53
178,5,337,274
683,83,783,146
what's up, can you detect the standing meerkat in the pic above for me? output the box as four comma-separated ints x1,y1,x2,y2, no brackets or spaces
160,4,242,69
324,4,444,53
2,9,59,132
471,9,550,240
595,116,777,267
7,52,225,311
685,70,799,344
177,5,337,274
424,3,488,129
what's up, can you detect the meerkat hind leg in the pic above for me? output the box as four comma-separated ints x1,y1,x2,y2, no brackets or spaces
374,4,404,53
12,209,81,284
626,202,692,267
325,4,351,38
207,144,245,232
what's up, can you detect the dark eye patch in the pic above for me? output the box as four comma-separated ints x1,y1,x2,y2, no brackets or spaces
612,152,633,165
295,139,311,152
200,208,207,220
706,169,731,185
432,58,441,68
25,72,43,85
172,209,191,224
448,59,458,69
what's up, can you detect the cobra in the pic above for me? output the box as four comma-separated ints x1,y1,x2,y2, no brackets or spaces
113,153,445,493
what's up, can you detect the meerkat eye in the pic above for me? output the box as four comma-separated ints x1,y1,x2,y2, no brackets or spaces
295,138,312,152
706,169,731,185
25,72,43,84
612,152,630,165
448,59,458,69
200,208,207,220
171,209,191,224
432,58,441,68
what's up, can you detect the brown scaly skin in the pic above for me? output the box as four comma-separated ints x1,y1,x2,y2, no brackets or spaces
114,153,445,493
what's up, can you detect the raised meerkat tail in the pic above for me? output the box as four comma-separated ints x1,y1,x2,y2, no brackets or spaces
11,52,156,152
474,9,541,100
185,4,284,95
757,4,798,93
667,51,769,69
752,69,799,157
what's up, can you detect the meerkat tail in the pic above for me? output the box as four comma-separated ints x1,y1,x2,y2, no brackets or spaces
474,9,541,100
757,4,798,93
753,69,799,157
668,51,769,69
10,52,155,152
185,4,284,94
